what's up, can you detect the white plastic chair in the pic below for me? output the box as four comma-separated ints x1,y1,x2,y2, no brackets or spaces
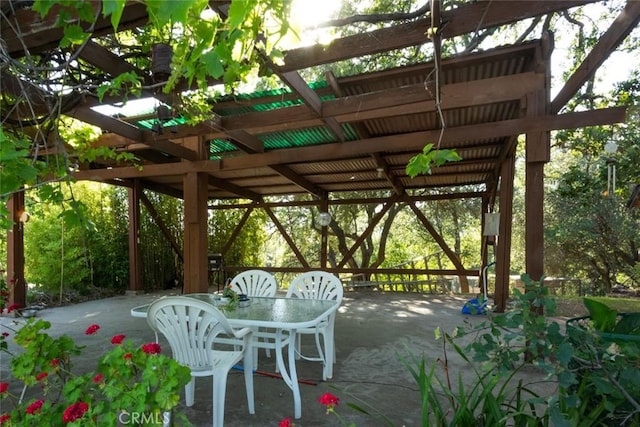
221,269,286,369
229,269,278,298
146,296,255,427
229,270,279,364
286,271,343,380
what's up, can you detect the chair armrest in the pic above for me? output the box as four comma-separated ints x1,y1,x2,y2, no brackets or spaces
233,327,253,339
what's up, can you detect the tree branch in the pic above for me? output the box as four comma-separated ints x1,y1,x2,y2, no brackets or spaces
313,1,430,28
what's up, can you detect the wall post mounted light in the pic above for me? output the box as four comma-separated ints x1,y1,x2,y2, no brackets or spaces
483,212,499,236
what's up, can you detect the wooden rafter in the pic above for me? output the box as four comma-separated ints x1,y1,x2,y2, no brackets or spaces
551,0,640,113
279,0,599,72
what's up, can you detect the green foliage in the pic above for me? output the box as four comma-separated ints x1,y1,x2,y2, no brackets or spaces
23,183,94,292
2,0,293,231
564,308,640,425
209,203,267,269
388,275,639,426
546,77,640,291
389,319,549,427
96,72,143,102
546,175,639,292
406,144,462,178
1,319,191,426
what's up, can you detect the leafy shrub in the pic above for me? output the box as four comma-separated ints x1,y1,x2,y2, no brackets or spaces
0,319,191,426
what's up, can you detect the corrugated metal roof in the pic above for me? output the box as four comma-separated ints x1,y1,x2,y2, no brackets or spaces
200,42,538,198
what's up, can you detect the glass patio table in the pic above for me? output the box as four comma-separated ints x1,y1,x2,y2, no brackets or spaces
131,294,339,419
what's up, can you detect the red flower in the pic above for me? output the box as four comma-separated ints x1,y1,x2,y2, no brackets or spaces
141,342,162,355
124,353,133,360
26,399,44,415
50,358,60,367
279,417,294,427
0,383,8,393
1,332,8,338
36,372,48,381
111,334,125,345
318,392,339,408
84,324,100,335
7,304,19,313
92,374,103,384
0,414,10,424
62,402,89,423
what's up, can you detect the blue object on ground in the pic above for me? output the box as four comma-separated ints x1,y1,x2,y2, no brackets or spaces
461,297,487,315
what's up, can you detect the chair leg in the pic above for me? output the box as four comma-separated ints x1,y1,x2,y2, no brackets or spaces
212,372,228,427
252,340,259,369
313,330,328,381
260,327,272,359
323,331,334,379
295,333,302,360
185,377,195,407
243,353,255,415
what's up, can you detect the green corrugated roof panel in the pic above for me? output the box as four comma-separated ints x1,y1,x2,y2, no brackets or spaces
137,116,187,130
261,124,358,149
209,139,239,159
208,124,358,159
215,81,335,116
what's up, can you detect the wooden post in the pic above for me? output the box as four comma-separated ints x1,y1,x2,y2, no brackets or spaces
127,180,142,294
320,198,329,269
494,154,516,312
183,172,209,294
6,191,26,308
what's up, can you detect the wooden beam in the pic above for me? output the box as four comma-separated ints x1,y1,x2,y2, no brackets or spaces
216,73,545,137
337,194,401,268
408,199,470,291
140,192,183,262
141,138,200,161
71,102,145,141
280,71,345,141
326,70,405,195
74,107,626,180
77,41,145,79
225,130,265,153
225,125,323,197
269,165,325,198
215,107,627,170
279,1,598,72
207,176,260,200
92,71,542,146
210,192,486,209
263,205,310,268
551,0,640,113
221,204,256,255
3,2,149,56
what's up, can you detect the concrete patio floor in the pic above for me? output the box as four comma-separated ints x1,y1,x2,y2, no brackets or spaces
0,289,557,426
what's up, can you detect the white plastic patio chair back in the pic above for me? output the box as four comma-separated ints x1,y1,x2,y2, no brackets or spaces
287,271,343,301
146,296,254,427
225,269,282,367
286,271,343,380
230,270,278,297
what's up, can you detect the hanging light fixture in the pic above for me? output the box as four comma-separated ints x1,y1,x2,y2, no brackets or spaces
318,212,332,227
151,43,173,82
604,141,618,195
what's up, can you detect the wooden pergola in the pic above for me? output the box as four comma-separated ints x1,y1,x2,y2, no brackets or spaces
3,0,639,311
